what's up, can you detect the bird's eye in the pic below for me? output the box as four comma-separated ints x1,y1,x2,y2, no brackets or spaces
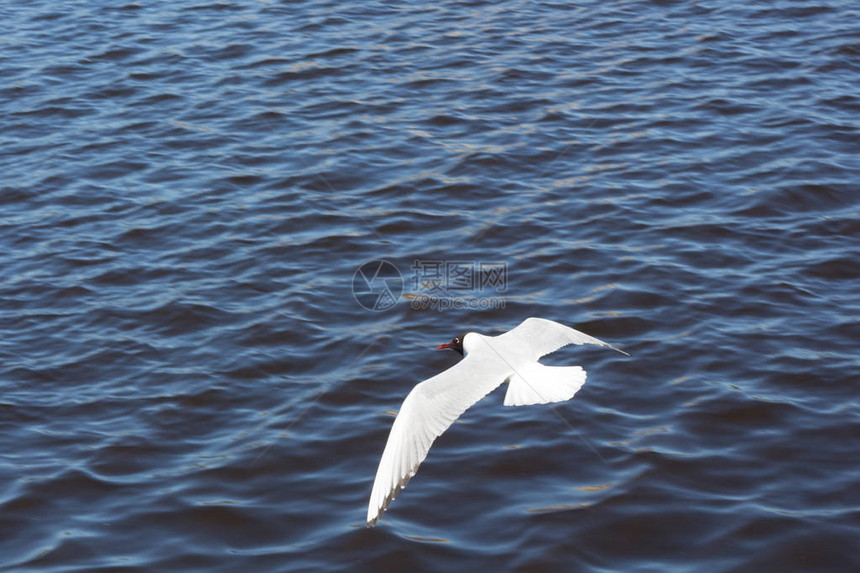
455,338,460,343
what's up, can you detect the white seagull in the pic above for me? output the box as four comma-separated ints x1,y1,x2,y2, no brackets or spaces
366,317,628,526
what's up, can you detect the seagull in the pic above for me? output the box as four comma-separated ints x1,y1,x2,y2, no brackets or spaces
366,317,628,526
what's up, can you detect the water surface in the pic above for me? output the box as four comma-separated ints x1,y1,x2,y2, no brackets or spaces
1,0,858,571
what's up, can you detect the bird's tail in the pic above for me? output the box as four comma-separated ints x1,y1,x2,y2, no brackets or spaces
503,364,586,407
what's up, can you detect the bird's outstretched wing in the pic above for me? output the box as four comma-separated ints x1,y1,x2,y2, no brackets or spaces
366,352,511,526
498,317,629,361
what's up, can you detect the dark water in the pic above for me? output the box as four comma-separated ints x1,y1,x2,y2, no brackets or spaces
2,0,859,570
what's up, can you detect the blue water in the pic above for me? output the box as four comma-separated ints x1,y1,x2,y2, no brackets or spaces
1,0,858,571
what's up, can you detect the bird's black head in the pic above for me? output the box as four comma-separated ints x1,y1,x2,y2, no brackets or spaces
436,334,466,355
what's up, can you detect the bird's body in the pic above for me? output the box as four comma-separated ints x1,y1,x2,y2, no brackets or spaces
366,317,627,526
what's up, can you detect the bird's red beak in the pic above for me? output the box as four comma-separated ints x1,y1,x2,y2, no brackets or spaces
436,342,453,350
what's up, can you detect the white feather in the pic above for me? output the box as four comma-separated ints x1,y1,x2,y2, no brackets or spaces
366,317,626,526
497,317,629,360
503,363,586,407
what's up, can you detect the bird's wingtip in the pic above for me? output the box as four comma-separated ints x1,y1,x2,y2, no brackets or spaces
366,507,379,527
605,342,630,356
366,510,383,527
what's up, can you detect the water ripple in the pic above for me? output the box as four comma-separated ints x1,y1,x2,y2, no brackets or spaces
1,0,858,571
